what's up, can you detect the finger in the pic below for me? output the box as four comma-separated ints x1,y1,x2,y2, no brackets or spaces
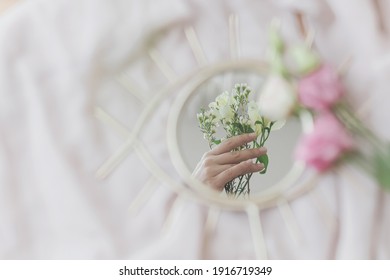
201,163,235,180
193,153,234,179
210,133,257,155
216,147,267,164
214,160,265,188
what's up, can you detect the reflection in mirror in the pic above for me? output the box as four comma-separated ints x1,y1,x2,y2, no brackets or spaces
176,70,303,195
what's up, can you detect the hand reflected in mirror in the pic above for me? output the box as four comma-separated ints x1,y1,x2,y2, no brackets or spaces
192,133,267,192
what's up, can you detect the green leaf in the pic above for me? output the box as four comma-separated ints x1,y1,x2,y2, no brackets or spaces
290,45,321,75
212,139,221,145
269,51,289,77
242,123,253,133
255,120,263,126
269,25,284,54
232,122,244,133
257,154,269,174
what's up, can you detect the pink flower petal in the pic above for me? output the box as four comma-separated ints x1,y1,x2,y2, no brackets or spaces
295,113,354,172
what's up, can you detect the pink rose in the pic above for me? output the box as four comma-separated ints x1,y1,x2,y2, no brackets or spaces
298,64,343,111
295,113,354,172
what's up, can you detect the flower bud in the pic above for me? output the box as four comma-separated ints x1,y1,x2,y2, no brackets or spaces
258,75,296,121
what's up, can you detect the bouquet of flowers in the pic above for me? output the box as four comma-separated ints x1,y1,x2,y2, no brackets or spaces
197,84,281,197
198,21,390,197
260,22,390,190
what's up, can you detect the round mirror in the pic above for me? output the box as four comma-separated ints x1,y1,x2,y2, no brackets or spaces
167,59,312,210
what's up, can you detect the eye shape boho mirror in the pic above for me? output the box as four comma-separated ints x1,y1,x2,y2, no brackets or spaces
167,59,312,210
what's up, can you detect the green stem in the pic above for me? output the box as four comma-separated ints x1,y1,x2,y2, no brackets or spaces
237,173,253,197
335,103,385,153
235,175,244,194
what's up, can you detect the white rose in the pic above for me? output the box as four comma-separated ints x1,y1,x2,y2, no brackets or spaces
258,75,295,121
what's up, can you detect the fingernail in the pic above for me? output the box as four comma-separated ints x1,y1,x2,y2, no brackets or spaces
258,147,267,153
249,132,257,138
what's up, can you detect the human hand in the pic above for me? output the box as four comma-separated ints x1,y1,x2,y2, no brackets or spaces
193,133,267,192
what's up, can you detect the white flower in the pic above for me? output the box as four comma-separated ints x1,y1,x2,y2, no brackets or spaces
216,91,228,105
262,117,286,131
216,91,235,107
271,119,286,130
208,102,220,122
247,101,262,135
209,102,217,109
248,101,261,124
219,104,234,121
258,75,295,121
196,113,203,121
215,91,234,122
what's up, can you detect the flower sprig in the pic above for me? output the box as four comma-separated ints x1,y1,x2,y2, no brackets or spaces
197,84,278,197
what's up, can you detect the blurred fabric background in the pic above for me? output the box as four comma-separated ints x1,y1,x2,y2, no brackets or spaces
1,0,390,259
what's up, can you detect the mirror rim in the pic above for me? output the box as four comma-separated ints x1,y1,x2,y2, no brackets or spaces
167,58,314,211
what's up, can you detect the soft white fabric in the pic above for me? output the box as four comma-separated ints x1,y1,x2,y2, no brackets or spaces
1,0,390,259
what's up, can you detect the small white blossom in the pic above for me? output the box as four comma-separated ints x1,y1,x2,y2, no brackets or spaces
247,100,262,135
261,117,286,131
248,101,261,124
271,119,286,130
215,91,234,122
208,102,217,109
215,91,230,107
219,104,234,121
208,102,220,122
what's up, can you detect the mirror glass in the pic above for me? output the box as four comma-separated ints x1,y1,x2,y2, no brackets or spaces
176,69,303,194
